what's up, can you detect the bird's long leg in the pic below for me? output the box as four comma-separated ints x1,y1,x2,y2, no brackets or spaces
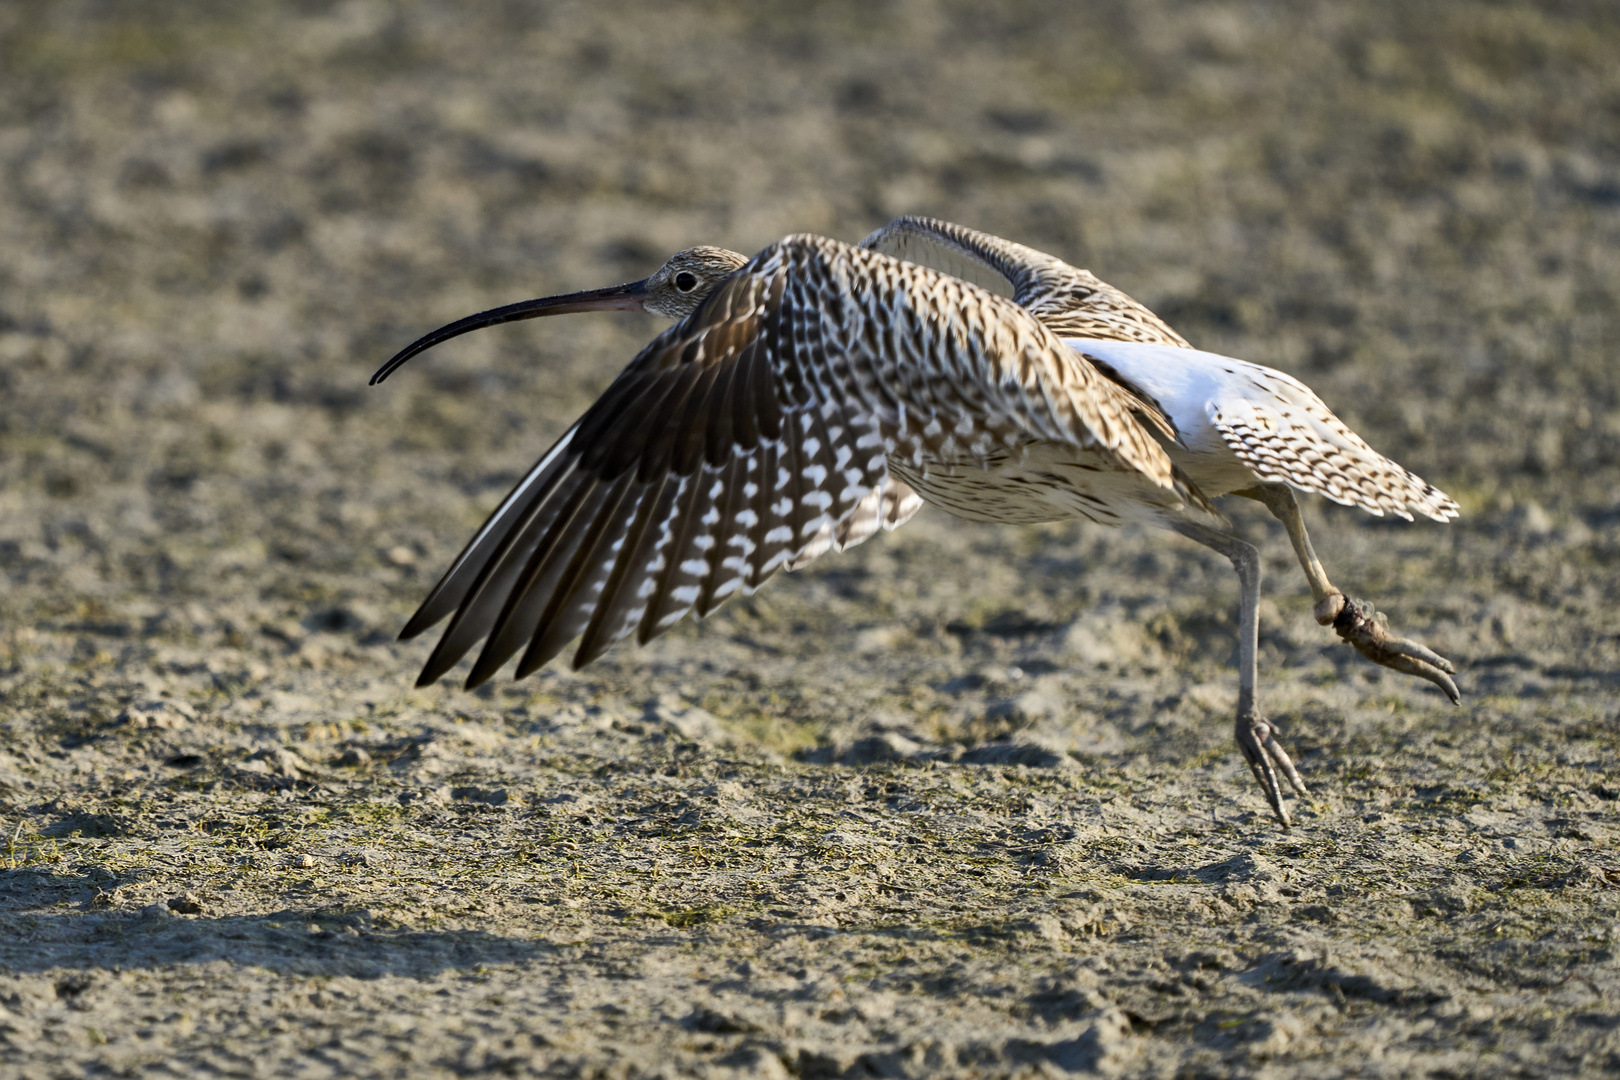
1241,484,1460,705
1171,518,1308,827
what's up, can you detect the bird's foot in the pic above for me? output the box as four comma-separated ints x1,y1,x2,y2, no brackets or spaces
1316,593,1461,705
1236,710,1309,828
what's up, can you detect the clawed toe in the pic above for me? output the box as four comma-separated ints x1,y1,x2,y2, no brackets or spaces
1235,713,1309,828
1332,597,1461,705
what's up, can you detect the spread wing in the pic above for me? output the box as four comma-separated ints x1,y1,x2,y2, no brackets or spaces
860,215,1190,346
404,235,1176,687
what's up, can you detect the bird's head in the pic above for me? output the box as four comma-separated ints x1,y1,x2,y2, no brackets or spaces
370,245,750,385
641,246,750,319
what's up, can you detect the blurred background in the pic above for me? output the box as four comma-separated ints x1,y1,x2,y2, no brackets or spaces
4,8,1618,1070
0,0,1616,717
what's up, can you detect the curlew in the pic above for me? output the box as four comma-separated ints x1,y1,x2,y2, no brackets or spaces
371,217,1459,826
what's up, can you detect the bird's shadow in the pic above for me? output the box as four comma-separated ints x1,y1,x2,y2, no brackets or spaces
0,867,556,979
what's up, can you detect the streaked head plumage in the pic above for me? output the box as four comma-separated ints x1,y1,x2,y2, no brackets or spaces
641,246,750,318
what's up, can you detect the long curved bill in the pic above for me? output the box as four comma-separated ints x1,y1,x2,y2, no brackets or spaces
369,279,652,385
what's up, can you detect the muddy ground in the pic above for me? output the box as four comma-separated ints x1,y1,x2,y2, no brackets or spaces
2,2,1619,1077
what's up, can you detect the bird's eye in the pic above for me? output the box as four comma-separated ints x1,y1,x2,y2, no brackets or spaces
674,271,699,292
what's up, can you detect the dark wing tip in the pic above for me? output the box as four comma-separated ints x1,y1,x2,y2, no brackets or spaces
514,646,557,681
464,654,503,689
397,610,441,642
570,635,614,671
414,641,465,689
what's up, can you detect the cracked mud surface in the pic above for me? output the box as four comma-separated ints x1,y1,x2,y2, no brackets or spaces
2,2,1618,1077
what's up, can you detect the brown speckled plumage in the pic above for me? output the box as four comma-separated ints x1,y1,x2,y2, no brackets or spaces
379,233,1196,688
377,217,1462,828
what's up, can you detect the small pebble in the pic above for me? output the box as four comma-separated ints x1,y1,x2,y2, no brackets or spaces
167,893,205,915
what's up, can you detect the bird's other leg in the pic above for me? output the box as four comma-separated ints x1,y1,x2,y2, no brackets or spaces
1171,518,1307,827
1241,484,1460,705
